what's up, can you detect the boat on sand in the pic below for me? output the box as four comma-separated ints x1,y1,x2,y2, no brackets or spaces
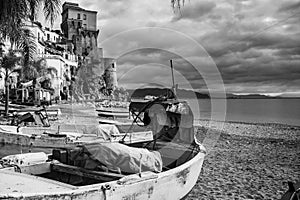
0,94,206,200
0,138,205,200
96,100,130,119
0,124,153,148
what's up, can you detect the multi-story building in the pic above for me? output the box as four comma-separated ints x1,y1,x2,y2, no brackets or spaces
61,2,99,57
1,2,119,103
24,21,78,101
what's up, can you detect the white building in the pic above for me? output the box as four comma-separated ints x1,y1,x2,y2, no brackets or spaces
0,21,78,102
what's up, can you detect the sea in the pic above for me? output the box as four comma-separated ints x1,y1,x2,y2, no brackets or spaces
186,98,300,126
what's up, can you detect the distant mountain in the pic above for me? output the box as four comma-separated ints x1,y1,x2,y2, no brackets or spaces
126,88,285,100
127,88,210,99
177,89,210,99
227,94,282,99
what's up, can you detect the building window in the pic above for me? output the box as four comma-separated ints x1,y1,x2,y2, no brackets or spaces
77,13,81,19
38,32,40,40
47,34,50,41
83,14,86,20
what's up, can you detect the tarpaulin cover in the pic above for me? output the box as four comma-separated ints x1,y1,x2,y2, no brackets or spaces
82,143,163,174
82,124,120,141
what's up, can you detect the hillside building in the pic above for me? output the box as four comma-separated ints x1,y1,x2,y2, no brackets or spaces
61,2,99,57
0,2,119,103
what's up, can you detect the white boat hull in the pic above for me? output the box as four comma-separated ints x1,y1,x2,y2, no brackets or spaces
0,146,205,200
0,125,79,148
0,125,153,148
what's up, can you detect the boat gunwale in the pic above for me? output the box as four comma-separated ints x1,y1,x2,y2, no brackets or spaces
0,142,206,199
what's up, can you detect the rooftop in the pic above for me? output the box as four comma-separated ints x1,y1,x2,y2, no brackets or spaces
62,2,97,14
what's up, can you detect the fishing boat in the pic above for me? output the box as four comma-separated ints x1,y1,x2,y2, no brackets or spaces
0,86,206,199
0,103,60,121
0,101,152,149
13,107,61,121
0,124,153,149
0,138,205,200
95,100,130,120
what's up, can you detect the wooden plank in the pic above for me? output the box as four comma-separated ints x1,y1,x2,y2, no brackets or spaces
51,162,124,182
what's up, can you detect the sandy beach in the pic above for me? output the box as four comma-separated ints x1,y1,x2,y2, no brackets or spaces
187,121,300,200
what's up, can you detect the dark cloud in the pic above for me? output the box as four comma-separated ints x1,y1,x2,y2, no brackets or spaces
116,48,207,90
278,1,300,12
64,0,300,95
172,1,216,21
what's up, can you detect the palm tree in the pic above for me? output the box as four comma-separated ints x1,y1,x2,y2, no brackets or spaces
0,0,61,30
0,49,22,116
0,0,61,63
0,0,61,59
171,0,186,11
0,0,61,114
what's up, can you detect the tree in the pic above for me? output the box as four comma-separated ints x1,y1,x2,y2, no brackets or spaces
0,0,61,64
0,49,22,116
0,0,61,114
171,0,186,11
0,0,61,32
0,0,61,78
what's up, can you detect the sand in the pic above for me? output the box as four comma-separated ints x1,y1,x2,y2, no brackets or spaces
187,121,300,200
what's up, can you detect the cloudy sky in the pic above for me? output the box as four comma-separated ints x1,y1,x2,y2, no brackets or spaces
52,0,300,96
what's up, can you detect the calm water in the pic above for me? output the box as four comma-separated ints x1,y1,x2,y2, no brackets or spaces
186,98,300,126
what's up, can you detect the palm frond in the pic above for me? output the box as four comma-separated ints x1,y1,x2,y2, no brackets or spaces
171,0,185,10
0,0,27,47
43,0,61,27
0,0,27,23
1,50,22,71
17,28,37,67
27,0,39,22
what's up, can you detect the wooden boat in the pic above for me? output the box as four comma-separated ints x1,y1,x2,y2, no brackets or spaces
0,137,206,200
14,107,61,120
0,104,60,121
95,100,130,120
0,124,153,148
0,84,207,199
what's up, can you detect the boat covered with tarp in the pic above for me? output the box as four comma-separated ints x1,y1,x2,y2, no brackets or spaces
0,94,206,200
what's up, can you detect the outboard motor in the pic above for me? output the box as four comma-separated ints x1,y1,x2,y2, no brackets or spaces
129,96,194,144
